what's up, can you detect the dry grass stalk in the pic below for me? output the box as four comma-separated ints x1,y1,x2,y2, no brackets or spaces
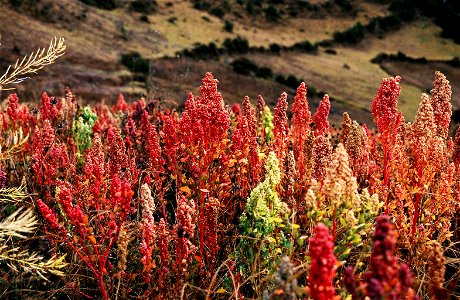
0,37,66,91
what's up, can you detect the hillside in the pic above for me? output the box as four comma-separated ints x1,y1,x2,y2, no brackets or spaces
0,0,459,125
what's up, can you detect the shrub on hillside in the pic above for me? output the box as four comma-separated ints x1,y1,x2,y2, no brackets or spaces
269,43,282,54
265,5,281,22
210,6,225,18
255,67,273,79
79,0,118,10
130,0,157,13
333,22,365,44
231,58,259,75
223,36,250,54
224,20,234,33
120,52,150,74
292,40,318,53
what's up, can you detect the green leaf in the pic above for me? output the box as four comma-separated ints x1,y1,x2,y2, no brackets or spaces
290,223,300,229
341,248,351,256
270,217,283,223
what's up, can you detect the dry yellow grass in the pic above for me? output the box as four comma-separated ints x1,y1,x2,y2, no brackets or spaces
4,1,388,61
146,1,234,57
224,1,389,46
398,83,425,120
0,0,391,63
147,0,390,51
363,21,460,60
1,0,455,123
248,49,389,111
245,19,458,121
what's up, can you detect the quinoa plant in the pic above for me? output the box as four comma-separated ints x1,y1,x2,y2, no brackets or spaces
237,151,291,296
0,66,459,299
72,106,97,155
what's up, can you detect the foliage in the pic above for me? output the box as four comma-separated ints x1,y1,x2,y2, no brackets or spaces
0,70,459,300
0,136,67,287
79,0,118,10
344,215,417,299
333,22,365,44
265,5,281,22
130,0,157,13
120,52,150,74
72,106,97,155
224,20,234,33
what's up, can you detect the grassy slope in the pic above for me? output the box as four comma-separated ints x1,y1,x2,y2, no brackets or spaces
340,20,460,119
148,57,374,126
0,0,388,60
223,1,388,46
0,0,384,102
0,0,459,125
246,19,460,121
